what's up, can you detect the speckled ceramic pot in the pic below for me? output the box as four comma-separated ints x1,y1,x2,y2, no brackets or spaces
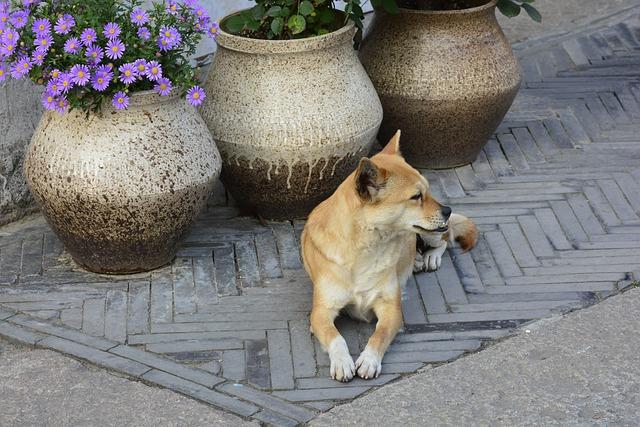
360,0,522,169
201,15,383,219
24,91,221,274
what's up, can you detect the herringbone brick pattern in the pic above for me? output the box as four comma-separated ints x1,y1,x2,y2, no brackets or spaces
1,8,640,425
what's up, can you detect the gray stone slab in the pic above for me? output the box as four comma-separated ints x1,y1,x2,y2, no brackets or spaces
598,178,639,222
295,374,399,390
234,240,261,288
173,259,198,313
9,315,117,350
517,215,556,258
214,245,239,296
193,256,219,307
483,231,523,277
289,319,317,378
267,329,295,390
141,370,259,417
380,362,425,374
550,200,589,242
273,387,371,403
388,340,481,353
218,383,316,422
39,336,150,377
150,271,174,324
110,345,224,388
499,223,540,268
0,321,46,345
247,340,271,390
252,409,299,427
497,133,530,171
222,349,246,381
0,307,14,320
255,232,282,279
146,338,243,354
401,276,427,325
414,272,448,315
128,330,266,345
534,208,574,250
127,281,150,335
151,320,287,333
82,298,105,337
104,290,127,342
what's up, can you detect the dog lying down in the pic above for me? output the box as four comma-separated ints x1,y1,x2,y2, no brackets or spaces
301,131,477,382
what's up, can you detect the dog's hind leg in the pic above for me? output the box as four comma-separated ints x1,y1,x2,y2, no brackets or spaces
355,289,403,379
310,295,355,382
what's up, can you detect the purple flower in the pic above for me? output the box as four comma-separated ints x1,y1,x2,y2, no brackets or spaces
133,59,147,76
9,10,28,29
49,68,61,80
58,72,73,92
194,6,209,22
45,78,62,95
186,86,205,106
85,45,103,64
31,49,45,65
0,13,8,28
137,26,151,40
54,14,74,35
154,77,172,96
80,28,97,46
41,92,57,110
158,26,181,51
34,33,53,51
63,37,80,54
166,1,179,15
0,63,6,82
55,96,69,114
2,28,19,44
10,56,31,79
112,91,129,110
70,64,90,86
0,41,15,56
91,65,112,91
105,39,125,60
103,22,121,40
131,8,149,26
207,22,220,39
118,63,137,84
23,0,38,8
32,18,51,36
145,60,162,81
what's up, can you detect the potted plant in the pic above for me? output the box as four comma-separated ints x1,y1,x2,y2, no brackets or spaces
0,0,222,274
200,0,383,220
359,0,541,169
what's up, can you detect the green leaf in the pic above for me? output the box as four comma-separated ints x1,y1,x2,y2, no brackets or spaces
245,18,261,31
287,15,306,35
266,6,282,17
251,4,265,20
522,3,542,23
497,0,521,18
299,0,314,16
271,17,284,35
318,8,334,24
225,15,245,33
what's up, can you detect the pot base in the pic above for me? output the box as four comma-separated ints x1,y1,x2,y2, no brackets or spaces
71,255,175,275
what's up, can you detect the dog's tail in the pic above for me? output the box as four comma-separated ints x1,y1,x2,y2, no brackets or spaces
449,213,478,252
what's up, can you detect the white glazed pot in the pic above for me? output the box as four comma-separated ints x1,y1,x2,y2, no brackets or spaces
24,91,221,274
201,16,383,219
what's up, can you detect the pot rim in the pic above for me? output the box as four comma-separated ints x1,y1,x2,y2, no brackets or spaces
216,9,356,54
396,0,497,15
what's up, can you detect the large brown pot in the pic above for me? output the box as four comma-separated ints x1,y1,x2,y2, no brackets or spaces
24,91,221,274
201,14,383,220
360,0,521,169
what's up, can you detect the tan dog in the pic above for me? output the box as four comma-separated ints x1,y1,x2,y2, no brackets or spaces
301,131,477,382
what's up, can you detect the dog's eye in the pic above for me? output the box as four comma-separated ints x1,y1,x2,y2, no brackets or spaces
410,193,422,201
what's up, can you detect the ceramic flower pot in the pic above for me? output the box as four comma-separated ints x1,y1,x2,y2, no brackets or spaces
24,91,221,274
360,0,522,169
201,15,383,220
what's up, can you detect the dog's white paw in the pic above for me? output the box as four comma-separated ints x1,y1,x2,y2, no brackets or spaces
355,347,382,380
423,243,447,272
329,337,355,382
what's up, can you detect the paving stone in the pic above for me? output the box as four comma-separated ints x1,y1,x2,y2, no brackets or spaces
9,315,116,350
128,330,266,345
267,329,295,390
222,349,246,381
213,245,239,296
150,271,174,324
235,240,261,288
273,387,372,403
247,340,271,390
146,339,243,354
414,273,448,315
173,259,198,313
141,370,258,417
252,409,299,427
0,321,46,345
110,345,224,388
499,223,540,268
193,256,219,307
104,290,127,342
218,383,316,422
289,319,317,378
39,336,150,377
0,307,15,320
402,276,427,325
127,281,150,335
82,298,105,337
255,232,282,279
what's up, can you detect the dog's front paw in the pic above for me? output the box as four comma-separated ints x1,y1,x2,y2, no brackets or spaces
329,337,355,382
413,251,426,273
355,347,382,379
423,243,447,272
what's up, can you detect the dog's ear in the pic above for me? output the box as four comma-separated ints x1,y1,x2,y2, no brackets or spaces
381,130,401,156
355,158,387,202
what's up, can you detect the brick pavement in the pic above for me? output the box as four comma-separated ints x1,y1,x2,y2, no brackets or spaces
1,7,640,426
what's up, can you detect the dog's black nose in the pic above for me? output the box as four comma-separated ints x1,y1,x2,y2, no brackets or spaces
441,206,452,219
